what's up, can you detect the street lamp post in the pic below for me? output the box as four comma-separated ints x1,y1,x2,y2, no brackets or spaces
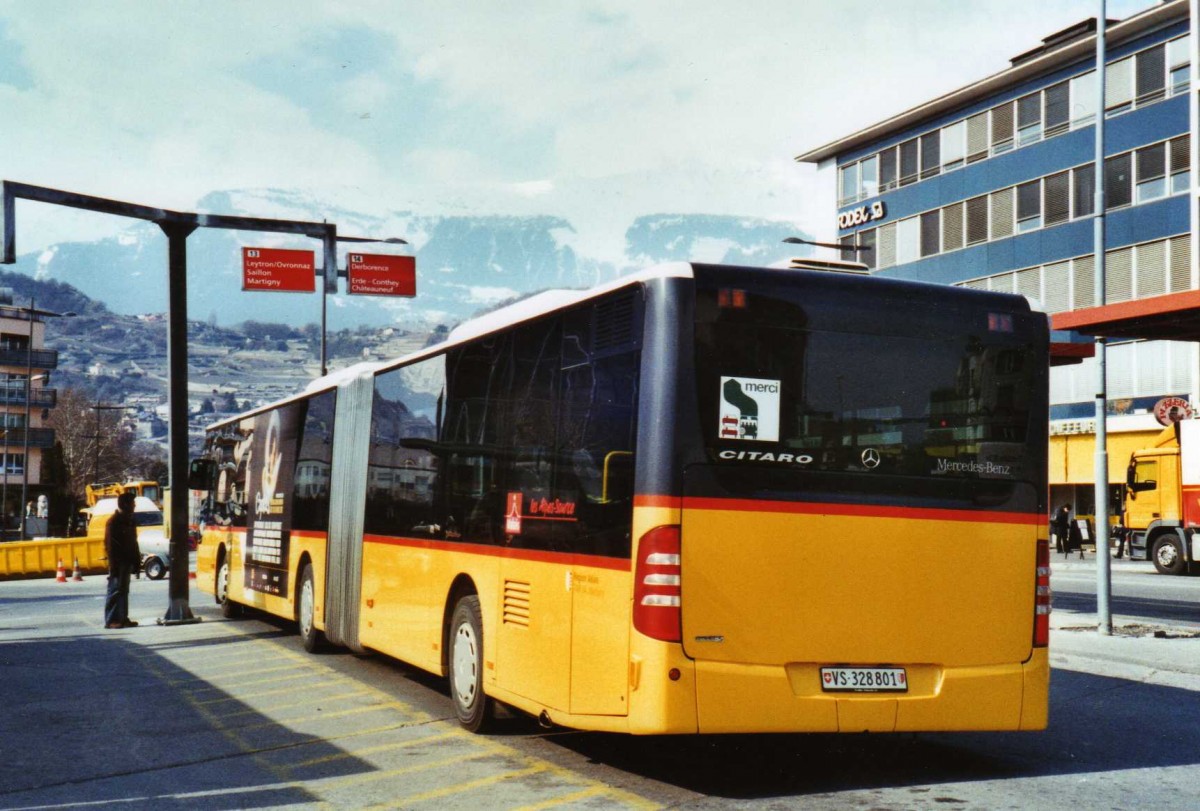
782,236,873,254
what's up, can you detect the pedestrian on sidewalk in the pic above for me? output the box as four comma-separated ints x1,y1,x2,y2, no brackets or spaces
103,491,141,629
1053,503,1072,555
1113,521,1135,559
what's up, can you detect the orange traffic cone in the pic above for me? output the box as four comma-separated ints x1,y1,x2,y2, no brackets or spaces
72,558,84,582
55,558,67,583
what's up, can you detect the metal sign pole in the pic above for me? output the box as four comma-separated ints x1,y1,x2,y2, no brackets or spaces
1094,0,1113,635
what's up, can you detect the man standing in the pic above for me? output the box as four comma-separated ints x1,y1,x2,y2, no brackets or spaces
1053,503,1071,556
103,492,141,629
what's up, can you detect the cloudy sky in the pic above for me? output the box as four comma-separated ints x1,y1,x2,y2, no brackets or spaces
0,0,1156,264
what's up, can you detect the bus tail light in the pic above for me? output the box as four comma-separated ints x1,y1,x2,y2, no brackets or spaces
1034,539,1051,647
633,525,682,642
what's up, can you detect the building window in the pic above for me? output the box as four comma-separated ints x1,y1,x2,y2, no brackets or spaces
991,101,1014,155
858,227,877,270
1136,143,1167,202
3,453,24,475
878,147,897,192
990,187,1015,239
1135,43,1166,106
1106,56,1134,115
965,195,988,245
1168,35,1190,95
941,120,965,171
877,222,896,268
966,112,989,163
920,131,940,180
1017,92,1042,146
1072,163,1095,219
920,210,940,258
859,155,878,199
1016,181,1041,232
1044,81,1069,138
1170,135,1190,193
1105,153,1133,209
1069,71,1096,127
896,216,920,264
942,202,964,252
1043,171,1070,226
899,138,919,186
839,163,859,206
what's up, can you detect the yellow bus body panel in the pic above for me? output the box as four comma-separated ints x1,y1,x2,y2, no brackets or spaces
357,537,632,718
194,528,327,631
678,504,1046,733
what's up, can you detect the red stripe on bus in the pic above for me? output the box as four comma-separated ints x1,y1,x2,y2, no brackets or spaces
363,534,631,571
634,495,682,509
671,496,1042,525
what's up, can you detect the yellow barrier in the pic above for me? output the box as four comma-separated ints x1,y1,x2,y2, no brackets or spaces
0,537,108,579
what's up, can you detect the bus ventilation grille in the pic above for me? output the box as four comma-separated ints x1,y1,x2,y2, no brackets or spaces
503,580,532,627
592,294,635,352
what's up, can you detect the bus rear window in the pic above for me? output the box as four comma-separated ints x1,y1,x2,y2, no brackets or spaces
694,297,1037,481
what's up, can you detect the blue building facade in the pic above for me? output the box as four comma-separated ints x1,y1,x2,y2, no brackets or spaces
797,0,1196,512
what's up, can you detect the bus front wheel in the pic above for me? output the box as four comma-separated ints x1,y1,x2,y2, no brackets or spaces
449,595,494,733
298,563,325,653
217,556,242,618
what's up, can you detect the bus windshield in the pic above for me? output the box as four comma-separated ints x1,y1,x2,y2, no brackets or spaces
694,273,1041,483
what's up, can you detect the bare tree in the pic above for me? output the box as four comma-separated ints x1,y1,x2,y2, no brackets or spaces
45,387,141,500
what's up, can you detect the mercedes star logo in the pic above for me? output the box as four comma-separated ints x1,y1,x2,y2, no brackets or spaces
861,448,881,470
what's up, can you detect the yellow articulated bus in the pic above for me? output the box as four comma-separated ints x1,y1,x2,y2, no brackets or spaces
192,262,1050,735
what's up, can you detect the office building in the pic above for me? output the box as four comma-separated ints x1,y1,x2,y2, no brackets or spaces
797,0,1193,518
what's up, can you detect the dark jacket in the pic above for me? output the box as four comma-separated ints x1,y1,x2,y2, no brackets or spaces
1053,507,1071,539
105,510,140,573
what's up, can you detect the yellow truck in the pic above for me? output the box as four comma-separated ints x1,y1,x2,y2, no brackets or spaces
1124,420,1200,575
85,480,162,508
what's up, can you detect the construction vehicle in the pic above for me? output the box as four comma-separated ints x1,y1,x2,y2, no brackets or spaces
84,480,162,508
1123,419,1200,575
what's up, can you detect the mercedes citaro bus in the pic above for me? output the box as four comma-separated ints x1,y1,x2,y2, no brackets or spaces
191,262,1050,734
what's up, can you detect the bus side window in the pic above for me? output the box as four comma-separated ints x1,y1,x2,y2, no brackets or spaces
366,357,446,539
292,390,336,532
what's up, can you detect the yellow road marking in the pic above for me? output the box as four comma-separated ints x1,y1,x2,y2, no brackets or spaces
385,763,550,808
518,785,663,810
218,689,370,720
283,729,461,770
194,678,342,705
236,699,427,732
318,749,495,791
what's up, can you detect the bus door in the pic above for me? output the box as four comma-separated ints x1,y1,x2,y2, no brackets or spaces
489,453,572,713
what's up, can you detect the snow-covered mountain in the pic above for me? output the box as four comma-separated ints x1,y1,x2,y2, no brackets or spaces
9,190,811,328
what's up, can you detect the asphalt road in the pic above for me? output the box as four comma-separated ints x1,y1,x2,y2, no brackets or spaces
1,570,1198,810
1049,553,1200,630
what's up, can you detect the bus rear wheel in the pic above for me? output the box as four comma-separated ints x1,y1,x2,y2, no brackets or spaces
217,556,242,618
298,563,324,653
1152,535,1186,576
449,595,494,733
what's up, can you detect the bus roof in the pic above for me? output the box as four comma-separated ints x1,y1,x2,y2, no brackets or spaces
203,261,1031,432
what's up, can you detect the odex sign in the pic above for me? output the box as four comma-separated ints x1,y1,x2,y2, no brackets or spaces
242,247,315,292
347,253,416,297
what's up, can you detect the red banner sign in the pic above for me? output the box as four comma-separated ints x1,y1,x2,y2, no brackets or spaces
347,253,416,297
242,247,315,292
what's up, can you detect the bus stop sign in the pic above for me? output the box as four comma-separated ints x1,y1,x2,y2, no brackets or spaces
242,247,316,292
348,253,416,297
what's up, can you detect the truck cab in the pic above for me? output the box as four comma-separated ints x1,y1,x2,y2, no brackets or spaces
1124,421,1198,575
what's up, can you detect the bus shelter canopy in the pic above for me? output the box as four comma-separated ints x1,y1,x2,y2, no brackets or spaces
1051,290,1200,342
